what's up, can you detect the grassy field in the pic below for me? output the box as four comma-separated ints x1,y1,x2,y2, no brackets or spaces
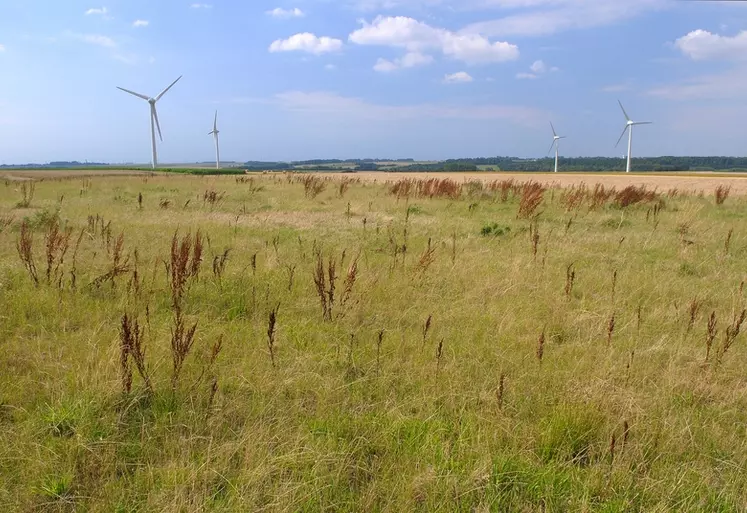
0,174,746,512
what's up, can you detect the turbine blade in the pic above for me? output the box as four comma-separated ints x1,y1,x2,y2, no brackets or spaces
615,125,629,148
550,121,557,138
633,121,653,125
116,86,150,101
152,104,163,142
547,140,556,156
618,100,631,122
155,75,182,101
559,136,567,139
213,110,218,132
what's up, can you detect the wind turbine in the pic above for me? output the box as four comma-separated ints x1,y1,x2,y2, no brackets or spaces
615,100,652,173
116,76,182,169
547,122,566,173
208,110,220,170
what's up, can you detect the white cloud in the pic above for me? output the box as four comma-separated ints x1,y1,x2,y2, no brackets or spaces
674,29,747,61
530,59,546,73
132,20,149,28
273,90,545,126
516,59,556,79
650,29,747,101
462,0,667,38
190,3,212,8
0,44,5,52
325,63,337,70
266,7,305,18
269,33,343,55
373,51,433,72
67,32,117,48
85,7,108,15
349,16,519,65
443,71,473,83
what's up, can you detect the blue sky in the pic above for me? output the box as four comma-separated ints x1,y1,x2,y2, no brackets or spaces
1,0,747,164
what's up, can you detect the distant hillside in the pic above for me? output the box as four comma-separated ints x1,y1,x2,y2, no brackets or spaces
242,156,747,172
4,156,747,172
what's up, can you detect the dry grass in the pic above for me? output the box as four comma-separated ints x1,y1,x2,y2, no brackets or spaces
1,173,746,512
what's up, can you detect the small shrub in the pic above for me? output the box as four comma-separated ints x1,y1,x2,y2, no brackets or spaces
481,223,511,237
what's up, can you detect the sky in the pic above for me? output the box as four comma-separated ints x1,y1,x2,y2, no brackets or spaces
1,0,747,164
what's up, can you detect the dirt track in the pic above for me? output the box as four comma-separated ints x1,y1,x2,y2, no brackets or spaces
315,171,747,195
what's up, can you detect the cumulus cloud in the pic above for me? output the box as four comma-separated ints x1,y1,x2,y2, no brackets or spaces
266,7,305,18
132,20,149,28
649,29,747,101
674,29,747,61
373,51,433,72
443,71,473,83
516,59,557,79
85,7,108,15
349,16,519,65
269,33,343,55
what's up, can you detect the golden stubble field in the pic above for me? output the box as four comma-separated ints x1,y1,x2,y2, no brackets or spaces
316,171,747,195
0,172,746,511
4,169,747,195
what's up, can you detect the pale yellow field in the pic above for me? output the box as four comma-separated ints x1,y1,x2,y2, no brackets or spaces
313,171,747,195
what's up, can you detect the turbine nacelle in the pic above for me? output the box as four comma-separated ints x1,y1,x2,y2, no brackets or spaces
209,110,221,170
616,100,652,172
548,121,566,173
116,75,182,169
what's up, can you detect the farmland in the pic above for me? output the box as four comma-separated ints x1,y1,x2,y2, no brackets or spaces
1,173,746,511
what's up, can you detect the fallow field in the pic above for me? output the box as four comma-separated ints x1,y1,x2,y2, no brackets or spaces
0,173,746,511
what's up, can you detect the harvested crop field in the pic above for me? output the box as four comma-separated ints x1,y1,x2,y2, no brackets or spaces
315,171,747,195
1,169,156,181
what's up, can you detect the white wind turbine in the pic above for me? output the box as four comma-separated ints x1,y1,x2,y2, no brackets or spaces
208,110,220,170
117,76,182,169
615,100,652,173
547,121,566,173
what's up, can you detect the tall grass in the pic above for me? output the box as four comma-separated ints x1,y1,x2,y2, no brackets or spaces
0,173,746,511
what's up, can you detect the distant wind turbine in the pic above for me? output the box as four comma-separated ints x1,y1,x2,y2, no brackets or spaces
615,100,652,173
208,110,220,170
116,76,182,169
547,122,566,173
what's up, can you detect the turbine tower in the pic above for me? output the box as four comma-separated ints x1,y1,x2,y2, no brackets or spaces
547,121,566,173
615,100,652,173
116,76,182,169
208,110,220,170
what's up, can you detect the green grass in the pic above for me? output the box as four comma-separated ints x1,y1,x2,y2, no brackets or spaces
1,174,746,511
